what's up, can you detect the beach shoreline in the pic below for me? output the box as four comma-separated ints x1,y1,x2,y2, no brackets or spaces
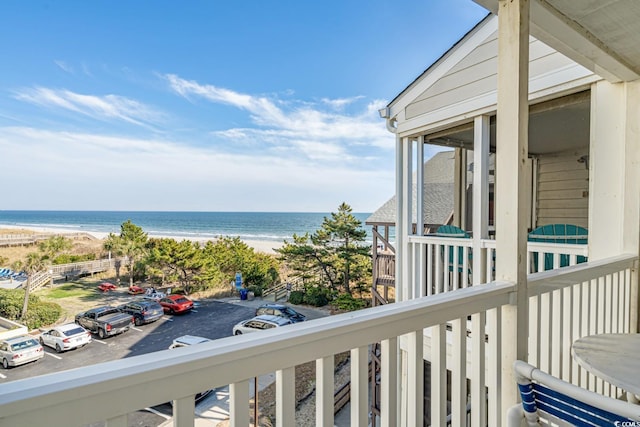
0,224,284,254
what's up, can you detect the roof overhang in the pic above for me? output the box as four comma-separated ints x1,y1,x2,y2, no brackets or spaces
473,0,640,83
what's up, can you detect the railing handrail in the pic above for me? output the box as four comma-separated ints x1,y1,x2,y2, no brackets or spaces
0,280,515,426
527,253,636,297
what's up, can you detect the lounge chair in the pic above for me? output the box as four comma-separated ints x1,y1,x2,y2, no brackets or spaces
507,360,640,426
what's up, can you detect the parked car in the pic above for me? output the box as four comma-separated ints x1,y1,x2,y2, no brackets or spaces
75,306,134,339
158,294,193,314
255,303,306,323
168,335,211,349
98,282,117,292
117,300,164,326
143,287,166,300
232,315,292,335
167,335,213,403
128,285,146,295
39,323,92,353
0,335,44,369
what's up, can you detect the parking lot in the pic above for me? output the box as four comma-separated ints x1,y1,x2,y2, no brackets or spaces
1,296,331,426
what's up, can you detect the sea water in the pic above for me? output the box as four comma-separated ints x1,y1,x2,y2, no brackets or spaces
0,211,378,243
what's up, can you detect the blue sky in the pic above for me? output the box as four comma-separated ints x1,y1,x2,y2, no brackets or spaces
0,0,487,213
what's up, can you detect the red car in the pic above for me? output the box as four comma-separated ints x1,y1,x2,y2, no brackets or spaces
98,282,117,292
158,295,193,314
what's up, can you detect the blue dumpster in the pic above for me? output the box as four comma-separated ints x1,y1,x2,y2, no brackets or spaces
239,289,248,300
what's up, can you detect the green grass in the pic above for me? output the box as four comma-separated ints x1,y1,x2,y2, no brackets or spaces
38,282,97,299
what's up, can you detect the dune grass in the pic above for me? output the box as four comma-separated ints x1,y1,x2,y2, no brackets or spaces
38,282,99,300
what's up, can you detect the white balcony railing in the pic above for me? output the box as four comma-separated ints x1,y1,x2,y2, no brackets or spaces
406,235,589,294
0,254,635,427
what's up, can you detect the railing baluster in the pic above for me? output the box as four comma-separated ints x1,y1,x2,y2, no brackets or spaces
471,311,486,427
173,395,195,427
551,289,561,378
276,367,295,427
561,285,572,382
350,346,368,427
407,331,423,427
230,381,249,427
316,356,334,427
431,324,447,427
381,337,398,427
452,318,467,427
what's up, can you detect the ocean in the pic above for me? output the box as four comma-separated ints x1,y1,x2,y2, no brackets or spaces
0,211,376,243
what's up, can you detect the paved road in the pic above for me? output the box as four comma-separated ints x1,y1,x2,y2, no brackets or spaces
1,297,331,426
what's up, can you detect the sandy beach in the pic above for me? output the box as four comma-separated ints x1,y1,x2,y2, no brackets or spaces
0,224,284,254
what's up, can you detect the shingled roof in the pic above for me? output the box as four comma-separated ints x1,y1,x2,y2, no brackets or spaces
366,150,454,226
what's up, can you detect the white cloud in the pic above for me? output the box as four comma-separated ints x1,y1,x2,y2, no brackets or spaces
0,126,394,212
321,96,364,109
12,87,165,128
165,74,393,164
54,60,74,73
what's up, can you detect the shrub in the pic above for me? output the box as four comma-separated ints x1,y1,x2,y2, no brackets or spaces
288,290,304,305
22,302,63,330
303,286,330,307
333,293,368,312
0,289,63,330
247,285,263,297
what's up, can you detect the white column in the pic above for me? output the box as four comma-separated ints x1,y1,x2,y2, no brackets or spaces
400,137,413,302
496,0,530,422
472,113,490,427
589,79,640,332
395,135,404,303
472,115,490,284
589,80,640,258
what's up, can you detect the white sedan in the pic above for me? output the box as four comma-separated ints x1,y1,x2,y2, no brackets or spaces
232,315,292,335
39,323,92,353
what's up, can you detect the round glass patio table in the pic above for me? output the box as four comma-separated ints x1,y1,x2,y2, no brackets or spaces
572,333,640,397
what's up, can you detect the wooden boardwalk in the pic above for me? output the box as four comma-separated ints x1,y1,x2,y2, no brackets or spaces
0,232,98,247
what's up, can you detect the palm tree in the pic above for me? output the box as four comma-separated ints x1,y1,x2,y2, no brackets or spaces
13,252,45,320
104,221,148,287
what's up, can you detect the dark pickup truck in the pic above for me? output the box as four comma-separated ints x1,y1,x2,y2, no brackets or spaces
75,306,134,339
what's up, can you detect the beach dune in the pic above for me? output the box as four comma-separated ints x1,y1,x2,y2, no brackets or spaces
0,224,284,254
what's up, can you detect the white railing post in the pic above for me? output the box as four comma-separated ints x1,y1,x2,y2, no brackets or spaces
230,381,249,427
381,337,398,427
276,367,295,427
173,396,195,427
431,324,447,426
316,356,334,427
351,346,369,427
407,330,423,427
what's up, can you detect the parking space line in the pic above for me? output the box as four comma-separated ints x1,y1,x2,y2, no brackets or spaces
131,327,143,332
93,339,108,345
46,353,62,360
162,316,173,321
0,372,6,379
144,407,170,419
191,309,198,313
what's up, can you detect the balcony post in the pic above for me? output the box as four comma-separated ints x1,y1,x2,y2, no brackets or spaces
496,0,530,422
396,135,406,302
316,356,334,427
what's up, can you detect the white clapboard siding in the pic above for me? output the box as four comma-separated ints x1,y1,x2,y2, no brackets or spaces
536,150,589,228
406,28,579,120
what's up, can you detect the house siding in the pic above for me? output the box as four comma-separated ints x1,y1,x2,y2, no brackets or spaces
535,150,589,228
406,31,579,120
